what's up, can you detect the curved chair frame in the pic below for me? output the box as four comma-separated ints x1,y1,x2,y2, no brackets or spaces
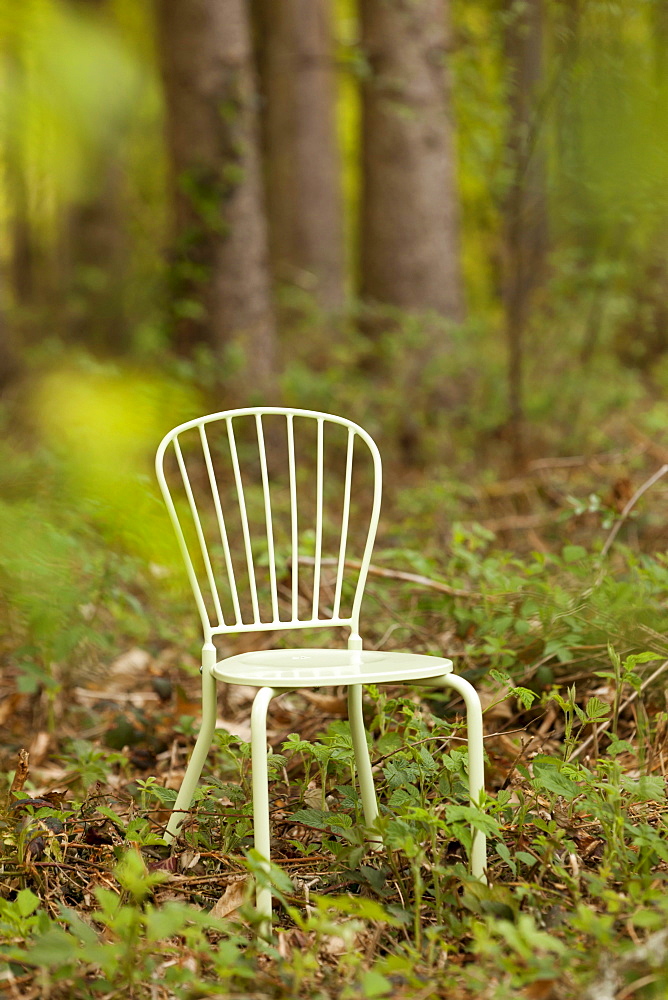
155,407,486,928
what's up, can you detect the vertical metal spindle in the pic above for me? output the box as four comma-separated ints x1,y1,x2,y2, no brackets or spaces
312,418,324,620
287,414,299,621
333,428,355,619
256,414,279,622
227,417,260,624
199,423,242,626
173,436,224,627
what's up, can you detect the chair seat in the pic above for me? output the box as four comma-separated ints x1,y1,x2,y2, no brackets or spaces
210,648,454,688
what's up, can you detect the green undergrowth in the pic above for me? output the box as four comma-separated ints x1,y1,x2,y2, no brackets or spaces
1,660,668,998
2,352,668,996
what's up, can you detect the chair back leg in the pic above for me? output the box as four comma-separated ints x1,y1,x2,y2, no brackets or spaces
250,686,277,935
432,673,487,881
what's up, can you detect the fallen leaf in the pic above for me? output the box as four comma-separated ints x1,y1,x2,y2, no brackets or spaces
321,934,348,957
0,693,24,727
298,690,348,715
108,648,154,691
522,980,559,999
209,878,250,920
179,850,201,872
28,732,50,766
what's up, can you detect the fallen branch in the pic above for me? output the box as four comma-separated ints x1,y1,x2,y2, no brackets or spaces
527,445,643,472
296,555,483,600
598,463,668,563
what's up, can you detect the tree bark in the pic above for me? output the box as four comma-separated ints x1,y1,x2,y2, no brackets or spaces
157,0,277,389
253,0,345,310
8,146,34,307
359,0,464,320
65,159,129,350
503,0,547,468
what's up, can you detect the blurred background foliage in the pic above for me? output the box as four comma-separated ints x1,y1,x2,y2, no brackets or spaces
1,0,668,700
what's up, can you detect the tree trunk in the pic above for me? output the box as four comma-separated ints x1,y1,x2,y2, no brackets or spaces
5,42,35,308
253,0,345,310
8,147,34,307
65,159,129,351
654,0,668,85
503,0,547,468
359,0,464,320
157,0,277,390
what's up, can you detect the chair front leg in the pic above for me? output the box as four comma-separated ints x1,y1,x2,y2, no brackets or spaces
250,685,278,933
348,684,380,834
426,673,487,882
165,662,218,844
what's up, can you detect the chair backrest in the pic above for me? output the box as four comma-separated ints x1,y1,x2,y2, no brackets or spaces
155,407,382,643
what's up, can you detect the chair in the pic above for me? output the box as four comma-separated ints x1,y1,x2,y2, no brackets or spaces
155,407,486,926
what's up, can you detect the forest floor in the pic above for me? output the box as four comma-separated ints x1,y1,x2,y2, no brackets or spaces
2,388,668,999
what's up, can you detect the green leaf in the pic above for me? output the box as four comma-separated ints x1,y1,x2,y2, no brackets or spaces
376,731,404,755
512,686,537,710
388,787,420,808
495,840,517,876
360,970,393,998
16,889,40,918
25,927,79,967
621,775,665,802
562,545,588,563
144,902,192,943
584,697,610,722
290,808,352,830
606,739,635,756
532,758,581,800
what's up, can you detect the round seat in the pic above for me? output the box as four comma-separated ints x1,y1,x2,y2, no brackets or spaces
210,647,454,687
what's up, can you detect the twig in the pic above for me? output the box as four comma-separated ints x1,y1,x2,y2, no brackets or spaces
570,658,668,761
296,555,483,600
527,446,641,472
599,464,668,562
371,728,529,767
476,511,561,533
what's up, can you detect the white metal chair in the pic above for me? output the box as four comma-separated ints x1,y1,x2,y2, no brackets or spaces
156,407,486,926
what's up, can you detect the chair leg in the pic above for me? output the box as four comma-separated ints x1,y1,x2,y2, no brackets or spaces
428,673,487,882
250,686,277,933
348,684,380,837
164,664,218,844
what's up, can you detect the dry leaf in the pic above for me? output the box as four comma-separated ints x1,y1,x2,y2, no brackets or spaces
321,934,349,957
108,648,153,691
179,850,201,872
214,717,252,742
298,690,348,715
74,687,159,708
28,732,50,766
303,780,323,809
209,878,250,920
0,693,24,727
9,749,30,798
522,980,559,999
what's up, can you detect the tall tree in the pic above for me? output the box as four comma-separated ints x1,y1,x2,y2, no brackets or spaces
65,159,129,349
503,0,547,466
63,0,129,350
253,0,345,310
157,0,277,389
359,0,464,320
